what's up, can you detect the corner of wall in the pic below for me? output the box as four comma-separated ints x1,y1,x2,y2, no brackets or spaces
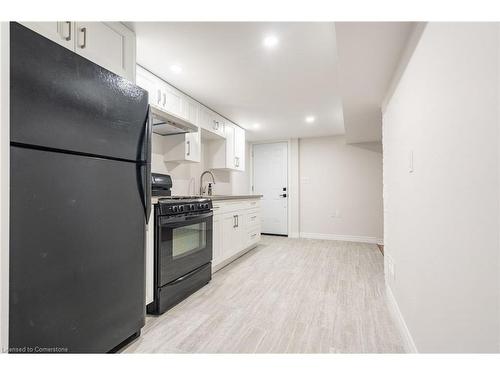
385,284,418,353
381,22,427,114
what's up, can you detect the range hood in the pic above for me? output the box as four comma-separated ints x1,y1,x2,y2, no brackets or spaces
150,105,198,136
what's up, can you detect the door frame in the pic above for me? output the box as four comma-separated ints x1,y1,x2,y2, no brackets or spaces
250,139,300,238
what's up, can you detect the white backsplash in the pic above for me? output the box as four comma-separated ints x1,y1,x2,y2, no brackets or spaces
151,133,250,196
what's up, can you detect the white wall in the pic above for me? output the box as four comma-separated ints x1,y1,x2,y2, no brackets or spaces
151,133,251,196
299,135,383,242
383,23,499,352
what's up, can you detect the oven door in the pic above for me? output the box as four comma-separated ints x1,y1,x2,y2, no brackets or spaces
156,211,213,286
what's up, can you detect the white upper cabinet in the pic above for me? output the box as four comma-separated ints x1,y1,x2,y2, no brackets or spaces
206,121,246,171
136,66,160,106
21,22,74,50
224,124,236,168
74,22,135,82
183,96,198,125
137,66,188,121
20,22,136,82
198,105,225,138
162,84,183,118
163,130,201,163
136,66,201,163
234,125,246,171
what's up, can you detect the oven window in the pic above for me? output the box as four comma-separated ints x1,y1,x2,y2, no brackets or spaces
172,222,207,258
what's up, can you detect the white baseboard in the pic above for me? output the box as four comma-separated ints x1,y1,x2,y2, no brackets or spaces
385,284,418,353
288,232,300,238
299,232,383,245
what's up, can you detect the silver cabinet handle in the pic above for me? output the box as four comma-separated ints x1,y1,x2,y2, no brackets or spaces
157,89,162,104
63,21,71,41
236,215,239,227
186,140,191,156
213,120,217,130
233,215,237,228
79,27,87,49
163,93,166,106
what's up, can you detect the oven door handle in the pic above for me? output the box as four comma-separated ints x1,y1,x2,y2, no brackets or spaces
159,211,213,226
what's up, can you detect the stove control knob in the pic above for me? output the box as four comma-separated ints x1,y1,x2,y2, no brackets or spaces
204,203,209,209
179,205,184,212
172,206,178,213
189,204,195,211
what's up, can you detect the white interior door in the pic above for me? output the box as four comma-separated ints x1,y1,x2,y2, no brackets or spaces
253,142,288,235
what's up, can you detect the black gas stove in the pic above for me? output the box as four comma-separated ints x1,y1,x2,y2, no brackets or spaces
156,197,212,215
147,174,213,315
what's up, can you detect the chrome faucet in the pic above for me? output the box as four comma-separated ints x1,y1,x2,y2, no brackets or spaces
200,170,216,196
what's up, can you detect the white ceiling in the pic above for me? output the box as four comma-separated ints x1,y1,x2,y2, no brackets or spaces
128,22,343,141
335,22,417,144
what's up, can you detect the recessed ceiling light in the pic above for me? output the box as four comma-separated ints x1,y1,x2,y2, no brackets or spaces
170,64,182,74
252,123,261,130
305,116,316,123
263,35,279,49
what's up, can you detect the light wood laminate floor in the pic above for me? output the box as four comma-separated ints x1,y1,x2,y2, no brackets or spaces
122,235,405,353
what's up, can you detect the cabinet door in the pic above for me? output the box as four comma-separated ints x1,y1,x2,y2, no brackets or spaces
21,22,75,50
209,111,220,133
234,126,246,171
136,66,162,106
233,213,245,255
224,123,236,168
185,130,201,162
197,106,209,130
214,115,225,137
74,22,135,82
163,84,183,117
212,215,223,266
222,213,237,259
184,97,198,125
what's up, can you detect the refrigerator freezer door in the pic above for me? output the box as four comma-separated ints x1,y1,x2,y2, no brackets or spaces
10,22,149,163
9,146,146,353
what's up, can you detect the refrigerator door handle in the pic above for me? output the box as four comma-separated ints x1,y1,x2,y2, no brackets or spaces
144,108,152,223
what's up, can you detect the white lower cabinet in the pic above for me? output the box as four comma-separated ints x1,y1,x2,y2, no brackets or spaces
212,199,261,271
212,214,223,265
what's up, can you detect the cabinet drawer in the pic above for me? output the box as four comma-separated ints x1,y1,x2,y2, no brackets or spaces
244,209,260,229
246,228,261,248
215,199,260,214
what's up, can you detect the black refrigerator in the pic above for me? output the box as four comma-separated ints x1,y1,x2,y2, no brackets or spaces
9,23,151,353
